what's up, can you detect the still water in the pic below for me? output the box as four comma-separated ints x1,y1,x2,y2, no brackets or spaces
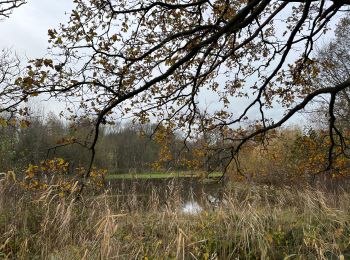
106,178,224,214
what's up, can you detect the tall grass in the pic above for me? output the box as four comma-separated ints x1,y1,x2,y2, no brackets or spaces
1,174,350,259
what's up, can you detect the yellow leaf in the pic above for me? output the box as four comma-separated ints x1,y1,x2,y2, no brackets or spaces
20,120,30,128
0,118,7,127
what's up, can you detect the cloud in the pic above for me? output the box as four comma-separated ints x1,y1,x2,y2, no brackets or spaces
0,0,73,58
0,0,74,115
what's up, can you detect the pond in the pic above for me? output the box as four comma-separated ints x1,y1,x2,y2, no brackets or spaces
105,177,225,214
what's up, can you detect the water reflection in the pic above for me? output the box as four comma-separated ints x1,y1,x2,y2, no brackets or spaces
106,177,224,212
181,201,203,214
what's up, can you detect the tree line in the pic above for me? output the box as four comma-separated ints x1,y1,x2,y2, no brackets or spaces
0,109,219,174
0,111,161,173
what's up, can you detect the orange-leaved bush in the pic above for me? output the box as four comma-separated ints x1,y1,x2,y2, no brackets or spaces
21,158,106,196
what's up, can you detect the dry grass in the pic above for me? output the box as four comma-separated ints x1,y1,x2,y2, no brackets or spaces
1,174,350,259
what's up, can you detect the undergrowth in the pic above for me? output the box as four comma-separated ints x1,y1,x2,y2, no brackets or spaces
1,173,350,259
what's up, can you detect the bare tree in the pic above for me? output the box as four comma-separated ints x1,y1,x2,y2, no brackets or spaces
315,14,350,130
0,49,22,117
0,0,26,115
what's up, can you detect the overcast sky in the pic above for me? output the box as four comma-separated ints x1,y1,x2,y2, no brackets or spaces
0,0,73,58
0,1,74,116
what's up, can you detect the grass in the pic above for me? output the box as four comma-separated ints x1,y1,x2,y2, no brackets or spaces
106,171,223,180
1,174,350,259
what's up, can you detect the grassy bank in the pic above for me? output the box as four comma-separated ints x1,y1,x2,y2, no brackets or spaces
106,171,223,180
1,177,350,259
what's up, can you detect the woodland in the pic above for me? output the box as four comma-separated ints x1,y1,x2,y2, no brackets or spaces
1,0,350,259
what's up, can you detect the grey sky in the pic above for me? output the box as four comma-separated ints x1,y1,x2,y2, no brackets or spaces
0,0,73,115
0,0,73,58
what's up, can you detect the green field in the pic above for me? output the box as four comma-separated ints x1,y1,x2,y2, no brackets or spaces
106,171,223,180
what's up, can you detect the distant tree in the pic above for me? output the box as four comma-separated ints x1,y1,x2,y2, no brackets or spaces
314,14,350,131
0,49,22,118
95,122,161,172
302,14,350,172
0,0,26,120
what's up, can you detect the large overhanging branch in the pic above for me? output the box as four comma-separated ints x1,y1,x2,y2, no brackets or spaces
78,0,272,183
214,78,350,179
0,0,25,18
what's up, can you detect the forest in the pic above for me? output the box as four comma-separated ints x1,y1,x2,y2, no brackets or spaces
1,0,350,259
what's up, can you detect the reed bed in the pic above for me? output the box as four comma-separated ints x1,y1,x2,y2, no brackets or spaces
1,175,350,259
